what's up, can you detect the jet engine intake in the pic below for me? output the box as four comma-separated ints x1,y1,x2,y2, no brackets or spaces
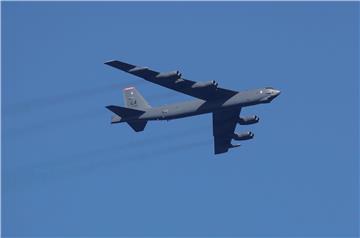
192,80,218,89
238,116,259,125
156,70,182,79
233,132,254,141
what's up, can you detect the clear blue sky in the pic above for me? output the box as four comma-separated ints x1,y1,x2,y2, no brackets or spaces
2,2,359,237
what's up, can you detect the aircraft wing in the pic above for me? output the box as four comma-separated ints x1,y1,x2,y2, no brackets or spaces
105,60,237,101
212,107,241,154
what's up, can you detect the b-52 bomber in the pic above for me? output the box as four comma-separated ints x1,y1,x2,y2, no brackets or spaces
105,60,280,154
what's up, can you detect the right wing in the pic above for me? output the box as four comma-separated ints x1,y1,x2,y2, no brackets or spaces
212,107,241,154
105,60,237,101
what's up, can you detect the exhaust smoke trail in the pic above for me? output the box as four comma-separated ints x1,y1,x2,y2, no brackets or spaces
5,90,183,138
4,81,147,116
6,129,212,191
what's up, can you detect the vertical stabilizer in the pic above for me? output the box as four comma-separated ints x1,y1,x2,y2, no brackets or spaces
123,87,151,110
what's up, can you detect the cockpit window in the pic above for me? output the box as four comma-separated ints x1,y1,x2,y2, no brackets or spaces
265,87,274,89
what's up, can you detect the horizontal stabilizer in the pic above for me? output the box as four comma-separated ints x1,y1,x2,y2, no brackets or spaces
127,121,147,132
106,105,145,118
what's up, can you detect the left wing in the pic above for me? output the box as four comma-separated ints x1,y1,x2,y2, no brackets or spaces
105,60,237,101
213,107,241,154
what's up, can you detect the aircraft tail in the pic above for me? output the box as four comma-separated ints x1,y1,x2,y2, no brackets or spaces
106,105,148,132
106,87,151,132
123,87,151,110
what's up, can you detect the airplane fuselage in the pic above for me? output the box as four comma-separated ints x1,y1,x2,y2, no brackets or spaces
117,87,280,122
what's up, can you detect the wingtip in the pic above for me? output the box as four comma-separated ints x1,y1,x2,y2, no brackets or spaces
105,105,115,110
230,144,241,148
104,60,135,71
104,60,117,65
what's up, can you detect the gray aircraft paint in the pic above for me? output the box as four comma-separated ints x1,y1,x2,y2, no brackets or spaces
105,60,280,154
111,88,279,122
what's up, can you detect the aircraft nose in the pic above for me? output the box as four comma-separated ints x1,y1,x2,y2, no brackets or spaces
269,89,281,100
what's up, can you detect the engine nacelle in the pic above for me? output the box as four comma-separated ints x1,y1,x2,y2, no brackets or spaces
238,116,259,125
233,131,254,141
156,70,182,79
191,80,218,89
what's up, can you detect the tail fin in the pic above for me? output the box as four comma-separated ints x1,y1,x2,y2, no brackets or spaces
106,105,147,132
123,87,151,110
